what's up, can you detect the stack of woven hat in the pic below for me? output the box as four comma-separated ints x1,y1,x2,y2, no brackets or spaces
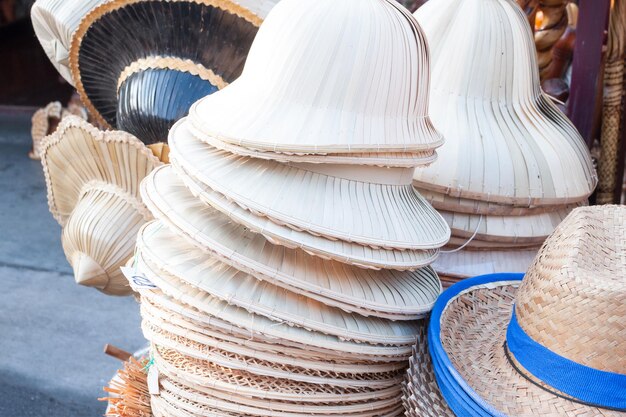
411,0,597,286
133,0,451,415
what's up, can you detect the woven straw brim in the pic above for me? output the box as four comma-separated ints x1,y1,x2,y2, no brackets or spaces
69,0,263,131
152,346,403,403
433,248,538,279
431,280,621,416
190,123,438,168
141,296,406,376
141,317,405,389
170,119,450,250
186,0,442,155
137,219,440,320
402,321,453,417
446,236,541,250
419,188,584,216
142,165,439,270
135,269,413,360
40,116,161,225
440,206,575,244
157,375,404,416
136,243,422,345
31,0,105,85
413,0,597,207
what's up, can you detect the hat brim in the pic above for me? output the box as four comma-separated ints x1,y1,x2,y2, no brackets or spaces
169,119,451,250
432,248,538,280
70,0,261,132
143,165,439,270
423,274,619,417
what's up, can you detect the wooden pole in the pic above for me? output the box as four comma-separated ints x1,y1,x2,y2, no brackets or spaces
567,0,611,148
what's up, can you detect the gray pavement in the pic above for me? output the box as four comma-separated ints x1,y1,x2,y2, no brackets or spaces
0,113,146,417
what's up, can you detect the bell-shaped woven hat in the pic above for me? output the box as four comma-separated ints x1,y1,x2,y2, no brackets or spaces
412,0,597,206
404,205,626,416
188,0,443,157
41,116,163,295
31,0,106,85
70,0,275,144
169,119,451,251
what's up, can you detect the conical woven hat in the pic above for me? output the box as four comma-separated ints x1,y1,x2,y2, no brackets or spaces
408,206,626,416
135,269,413,359
40,116,162,295
136,245,421,346
433,247,538,279
169,119,450,250
188,0,442,156
70,0,272,144
31,0,105,85
412,0,596,206
142,165,439,270
138,219,441,320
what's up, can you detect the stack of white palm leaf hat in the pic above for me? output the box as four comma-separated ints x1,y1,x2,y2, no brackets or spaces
133,0,451,415
412,0,596,286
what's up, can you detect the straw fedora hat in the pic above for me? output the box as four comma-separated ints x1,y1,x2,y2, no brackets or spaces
40,116,163,295
31,0,106,85
169,119,451,251
404,205,626,416
143,164,440,270
411,0,596,206
70,0,275,144
186,0,443,159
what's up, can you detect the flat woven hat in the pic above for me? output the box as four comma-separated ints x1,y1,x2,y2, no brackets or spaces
188,0,443,156
31,0,105,85
412,0,597,206
40,116,163,295
143,165,440,270
405,205,626,416
70,0,273,144
169,119,451,251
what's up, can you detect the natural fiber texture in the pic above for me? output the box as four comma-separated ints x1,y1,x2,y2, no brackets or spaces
433,248,539,280
413,0,596,206
102,357,152,417
137,220,441,320
143,165,439,270
534,0,568,77
30,0,106,85
69,0,268,144
597,0,626,204
40,116,163,295
406,206,626,416
30,101,88,160
170,119,450,250
188,0,443,156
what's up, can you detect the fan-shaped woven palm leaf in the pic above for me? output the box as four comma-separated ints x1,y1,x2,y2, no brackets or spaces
40,116,163,295
70,0,275,144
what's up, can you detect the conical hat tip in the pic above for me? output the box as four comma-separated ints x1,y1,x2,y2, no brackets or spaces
71,252,109,289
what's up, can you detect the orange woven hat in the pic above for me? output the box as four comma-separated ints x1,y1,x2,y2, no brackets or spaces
404,205,626,417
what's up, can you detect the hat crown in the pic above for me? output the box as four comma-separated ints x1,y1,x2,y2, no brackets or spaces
514,206,626,374
240,0,430,119
417,0,539,104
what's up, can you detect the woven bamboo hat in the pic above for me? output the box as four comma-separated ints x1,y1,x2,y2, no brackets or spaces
40,116,163,295
412,0,596,206
31,0,105,85
169,119,451,251
70,0,274,145
404,205,626,416
187,0,443,158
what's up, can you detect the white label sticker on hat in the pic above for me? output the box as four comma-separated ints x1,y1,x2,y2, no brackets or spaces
120,266,158,291
147,364,160,395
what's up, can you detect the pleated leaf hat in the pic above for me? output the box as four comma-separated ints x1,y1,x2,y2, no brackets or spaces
412,0,596,206
187,0,443,162
404,205,626,417
70,0,278,145
41,116,164,295
31,0,106,85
